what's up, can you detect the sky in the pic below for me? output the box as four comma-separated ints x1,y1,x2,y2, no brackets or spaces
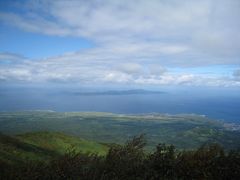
0,0,240,88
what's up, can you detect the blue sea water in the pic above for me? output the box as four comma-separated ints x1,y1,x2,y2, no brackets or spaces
0,86,239,123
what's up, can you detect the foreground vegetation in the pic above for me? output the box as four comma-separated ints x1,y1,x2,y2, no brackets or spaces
1,134,240,180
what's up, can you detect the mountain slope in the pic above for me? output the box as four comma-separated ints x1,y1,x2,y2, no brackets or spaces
17,131,108,155
0,131,108,165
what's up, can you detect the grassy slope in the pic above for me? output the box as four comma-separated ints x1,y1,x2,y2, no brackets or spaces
0,133,53,164
0,131,108,165
17,131,108,155
0,111,240,150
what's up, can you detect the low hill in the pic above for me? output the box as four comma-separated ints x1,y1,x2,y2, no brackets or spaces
0,131,108,165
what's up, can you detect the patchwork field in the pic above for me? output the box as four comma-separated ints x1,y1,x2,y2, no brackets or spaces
1,111,240,150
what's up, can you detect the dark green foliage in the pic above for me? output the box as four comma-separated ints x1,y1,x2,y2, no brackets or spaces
1,134,240,180
104,134,146,179
174,144,240,179
146,144,176,179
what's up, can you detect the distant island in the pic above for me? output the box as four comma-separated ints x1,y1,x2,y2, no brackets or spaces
64,89,166,96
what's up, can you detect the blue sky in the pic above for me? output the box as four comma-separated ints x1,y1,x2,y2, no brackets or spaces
0,0,240,87
0,24,94,59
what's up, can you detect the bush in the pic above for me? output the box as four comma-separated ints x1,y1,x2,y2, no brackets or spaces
1,135,240,180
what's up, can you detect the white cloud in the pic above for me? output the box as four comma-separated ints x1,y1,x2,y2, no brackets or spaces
0,55,239,87
117,63,143,75
1,0,239,63
148,65,167,76
233,69,240,81
0,52,27,63
0,0,240,86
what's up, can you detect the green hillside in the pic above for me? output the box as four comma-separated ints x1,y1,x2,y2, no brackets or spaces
1,111,240,150
0,133,52,164
0,131,108,165
17,131,108,155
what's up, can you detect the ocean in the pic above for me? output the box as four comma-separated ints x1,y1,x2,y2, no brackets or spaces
0,86,239,122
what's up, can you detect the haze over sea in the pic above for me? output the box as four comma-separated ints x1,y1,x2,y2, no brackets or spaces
0,85,239,123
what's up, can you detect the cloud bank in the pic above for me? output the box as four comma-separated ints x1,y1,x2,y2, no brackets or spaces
0,0,240,86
